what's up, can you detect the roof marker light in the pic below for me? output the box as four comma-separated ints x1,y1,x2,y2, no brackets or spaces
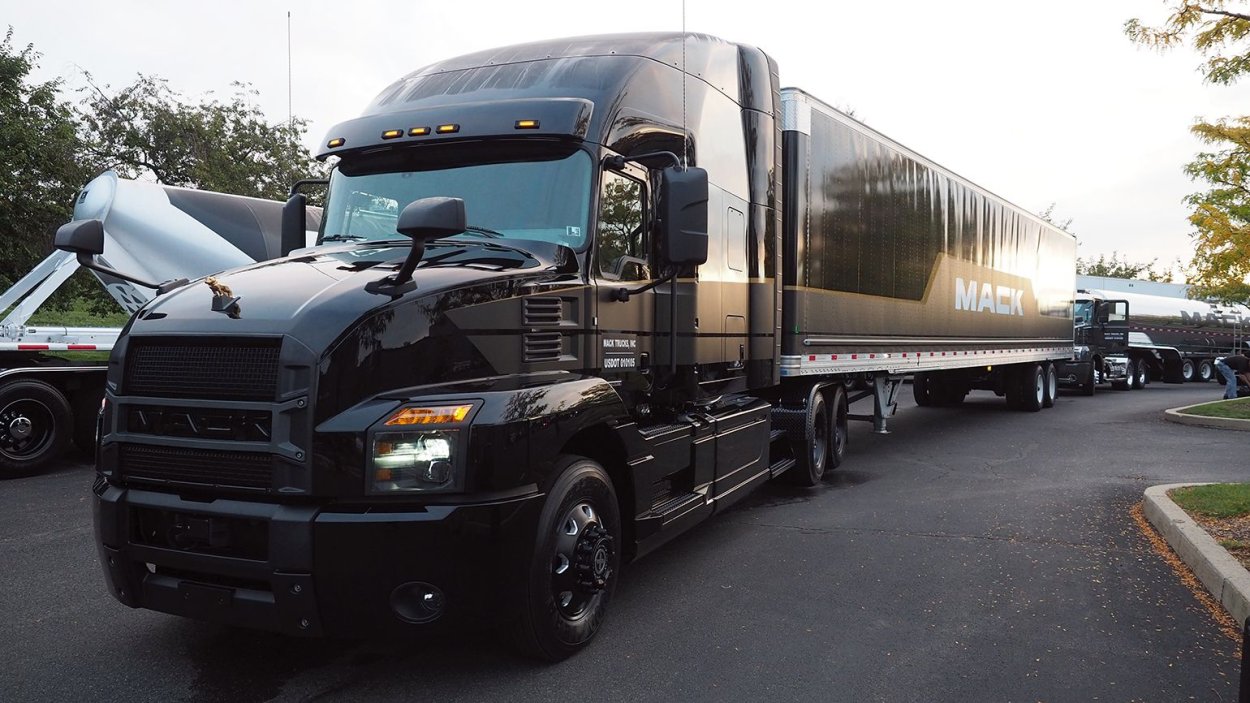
409,126,431,136
327,138,346,148
381,129,404,140
436,123,460,134
515,119,540,129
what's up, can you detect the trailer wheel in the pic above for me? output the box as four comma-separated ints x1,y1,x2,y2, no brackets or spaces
1021,363,1045,412
827,386,849,471
1042,362,1057,408
511,455,620,661
1181,359,1196,383
1198,359,1214,383
0,379,72,479
788,392,830,486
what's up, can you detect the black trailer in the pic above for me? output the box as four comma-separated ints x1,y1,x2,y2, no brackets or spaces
72,33,1077,659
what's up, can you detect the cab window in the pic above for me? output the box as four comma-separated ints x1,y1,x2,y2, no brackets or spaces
596,172,647,281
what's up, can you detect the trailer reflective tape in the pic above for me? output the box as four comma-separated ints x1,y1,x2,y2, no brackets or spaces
779,345,1071,377
0,343,111,352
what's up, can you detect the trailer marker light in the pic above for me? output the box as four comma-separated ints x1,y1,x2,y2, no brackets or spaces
381,129,404,139
385,404,473,426
409,126,431,136
515,119,540,129
436,123,460,134
327,138,346,148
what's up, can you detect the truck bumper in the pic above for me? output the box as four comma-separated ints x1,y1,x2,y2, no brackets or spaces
93,482,544,637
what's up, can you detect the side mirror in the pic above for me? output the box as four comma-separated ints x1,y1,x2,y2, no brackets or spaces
659,166,709,266
365,197,467,295
281,193,307,257
397,197,466,241
54,218,105,256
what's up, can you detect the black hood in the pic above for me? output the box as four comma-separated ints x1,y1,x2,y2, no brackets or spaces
129,238,573,351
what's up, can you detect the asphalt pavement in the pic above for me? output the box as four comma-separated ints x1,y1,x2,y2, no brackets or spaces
2,382,1246,702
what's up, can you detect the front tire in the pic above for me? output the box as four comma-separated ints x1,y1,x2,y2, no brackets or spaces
511,456,621,661
0,379,72,479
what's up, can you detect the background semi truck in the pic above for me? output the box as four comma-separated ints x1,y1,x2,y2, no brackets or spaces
68,33,1077,659
1055,287,1249,393
0,171,320,477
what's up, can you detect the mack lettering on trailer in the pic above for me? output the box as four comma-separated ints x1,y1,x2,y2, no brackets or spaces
954,278,1024,316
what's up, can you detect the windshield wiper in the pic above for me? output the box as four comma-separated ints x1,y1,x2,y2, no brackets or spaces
460,225,504,239
321,234,369,243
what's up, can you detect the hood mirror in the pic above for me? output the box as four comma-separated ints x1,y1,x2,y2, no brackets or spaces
365,197,466,295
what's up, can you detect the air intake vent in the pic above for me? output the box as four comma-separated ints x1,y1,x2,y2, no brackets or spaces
119,443,273,491
524,332,562,363
523,297,562,326
126,338,280,401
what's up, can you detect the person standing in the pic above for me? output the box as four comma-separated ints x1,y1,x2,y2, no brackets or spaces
1215,349,1250,400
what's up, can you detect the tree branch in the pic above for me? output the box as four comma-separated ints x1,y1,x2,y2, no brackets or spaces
1192,6,1250,22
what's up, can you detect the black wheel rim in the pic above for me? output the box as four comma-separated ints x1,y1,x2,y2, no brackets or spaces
0,398,54,461
551,501,613,620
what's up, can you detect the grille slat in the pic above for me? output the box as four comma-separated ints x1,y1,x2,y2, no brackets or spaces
523,297,562,326
120,444,273,490
524,332,562,363
126,340,280,401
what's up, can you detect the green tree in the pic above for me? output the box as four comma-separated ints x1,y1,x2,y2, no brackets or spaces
78,75,326,201
0,28,97,287
1038,202,1074,233
1077,252,1179,282
1125,2,1250,302
1185,116,1250,302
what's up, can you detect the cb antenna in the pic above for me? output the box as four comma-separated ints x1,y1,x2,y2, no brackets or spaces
287,11,293,128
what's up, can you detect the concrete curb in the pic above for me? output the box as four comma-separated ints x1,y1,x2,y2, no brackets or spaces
1144,483,1250,625
1163,401,1250,432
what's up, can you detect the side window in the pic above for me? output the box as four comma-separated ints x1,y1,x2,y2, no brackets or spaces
596,171,647,281
726,207,745,272
1109,301,1128,322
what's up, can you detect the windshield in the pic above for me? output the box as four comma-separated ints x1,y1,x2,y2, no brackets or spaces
320,145,593,248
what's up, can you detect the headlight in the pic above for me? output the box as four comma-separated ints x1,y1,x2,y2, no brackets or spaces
367,403,474,495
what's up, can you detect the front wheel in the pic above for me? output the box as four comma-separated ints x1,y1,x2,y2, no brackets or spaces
511,456,621,661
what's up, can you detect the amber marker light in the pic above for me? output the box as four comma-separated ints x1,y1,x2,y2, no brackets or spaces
384,404,473,426
409,126,431,136
436,123,460,134
515,119,540,129
327,138,346,148
381,129,404,139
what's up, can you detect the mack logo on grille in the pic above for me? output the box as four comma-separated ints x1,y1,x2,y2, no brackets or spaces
128,406,272,442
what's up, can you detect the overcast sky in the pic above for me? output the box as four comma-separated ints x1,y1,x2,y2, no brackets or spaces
7,0,1248,273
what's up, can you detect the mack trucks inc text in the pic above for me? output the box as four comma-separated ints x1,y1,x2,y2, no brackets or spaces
59,34,1079,659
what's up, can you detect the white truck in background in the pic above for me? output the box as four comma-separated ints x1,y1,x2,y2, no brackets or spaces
0,171,320,477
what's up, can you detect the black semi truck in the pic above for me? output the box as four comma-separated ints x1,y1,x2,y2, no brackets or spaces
63,34,1076,659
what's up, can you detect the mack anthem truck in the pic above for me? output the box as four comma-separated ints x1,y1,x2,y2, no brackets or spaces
0,171,319,478
64,34,1076,659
